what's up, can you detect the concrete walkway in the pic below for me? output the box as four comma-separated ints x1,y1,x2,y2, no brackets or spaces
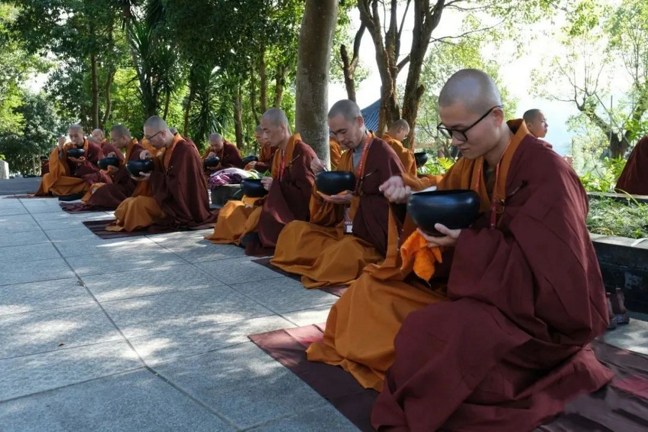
0,193,646,431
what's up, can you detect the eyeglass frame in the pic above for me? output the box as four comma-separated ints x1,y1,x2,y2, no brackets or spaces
436,105,503,142
144,130,164,141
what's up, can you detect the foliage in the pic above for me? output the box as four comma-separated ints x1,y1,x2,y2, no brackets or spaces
418,156,455,176
578,156,626,193
587,197,648,239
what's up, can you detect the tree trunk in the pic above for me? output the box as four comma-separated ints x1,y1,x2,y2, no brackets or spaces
163,89,171,120
259,51,268,113
234,84,244,147
101,66,115,128
296,0,338,167
249,70,260,125
90,51,100,128
183,69,196,136
273,64,286,108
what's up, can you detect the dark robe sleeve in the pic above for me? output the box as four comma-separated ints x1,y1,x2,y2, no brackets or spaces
221,143,244,169
150,141,214,228
74,142,104,183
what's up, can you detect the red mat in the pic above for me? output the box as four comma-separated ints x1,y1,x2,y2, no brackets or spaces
251,257,348,297
81,219,215,239
249,325,648,432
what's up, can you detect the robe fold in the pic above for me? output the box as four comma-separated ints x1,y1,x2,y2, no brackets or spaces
109,134,215,231
84,139,146,209
371,120,613,432
206,134,316,254
271,136,404,288
615,135,648,195
36,139,104,196
382,133,417,176
329,138,343,170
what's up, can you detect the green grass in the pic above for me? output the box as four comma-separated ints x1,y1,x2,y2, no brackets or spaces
587,197,648,239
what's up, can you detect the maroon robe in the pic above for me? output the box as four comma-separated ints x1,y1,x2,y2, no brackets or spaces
71,140,105,185
203,141,244,173
87,140,145,209
616,135,648,195
245,139,317,255
150,138,216,228
372,133,613,431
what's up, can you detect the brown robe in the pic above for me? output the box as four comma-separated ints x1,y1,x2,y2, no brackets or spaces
85,139,146,209
382,133,417,176
330,138,343,170
202,141,244,173
270,135,405,287
109,135,215,231
247,143,277,172
616,135,648,195
372,120,613,431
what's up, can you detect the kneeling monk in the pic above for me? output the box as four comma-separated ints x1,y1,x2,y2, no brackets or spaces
206,108,318,255
270,99,404,288
107,116,215,232
369,69,612,431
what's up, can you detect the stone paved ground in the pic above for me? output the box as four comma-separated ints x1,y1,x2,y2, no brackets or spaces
0,188,646,431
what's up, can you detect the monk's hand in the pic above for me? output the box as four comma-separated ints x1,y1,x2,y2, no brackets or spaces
57,136,66,150
418,224,461,248
131,171,151,181
379,176,411,203
310,158,326,174
139,150,152,160
107,164,119,174
318,190,354,205
261,176,273,191
68,156,85,165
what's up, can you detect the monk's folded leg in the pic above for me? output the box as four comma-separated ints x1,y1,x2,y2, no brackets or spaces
111,195,165,232
307,273,446,391
45,175,88,196
205,199,259,244
270,221,341,270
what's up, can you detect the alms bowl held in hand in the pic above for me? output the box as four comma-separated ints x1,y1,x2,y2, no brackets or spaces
315,171,356,196
97,157,120,170
240,178,268,197
126,159,154,177
407,189,480,235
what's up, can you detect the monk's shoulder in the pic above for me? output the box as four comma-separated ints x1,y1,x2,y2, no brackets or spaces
295,140,316,157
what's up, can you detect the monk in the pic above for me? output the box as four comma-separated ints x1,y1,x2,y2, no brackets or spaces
89,128,107,147
244,125,276,172
82,125,146,209
207,109,318,254
523,108,549,139
36,124,105,198
202,133,244,173
107,116,215,232
615,134,648,195
366,69,612,431
270,99,405,288
382,119,416,176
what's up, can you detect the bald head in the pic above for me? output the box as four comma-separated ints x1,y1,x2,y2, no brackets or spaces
261,108,291,148
328,99,362,122
523,108,548,138
439,69,502,115
143,115,173,149
388,119,410,141
262,108,291,132
144,116,169,131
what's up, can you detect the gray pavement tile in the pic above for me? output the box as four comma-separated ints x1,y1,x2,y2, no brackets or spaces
83,264,226,302
280,307,332,327
0,303,124,359
0,278,93,316
0,242,61,263
128,315,294,366
0,257,75,287
53,236,161,259
0,214,40,233
196,258,285,285
18,199,62,214
228,277,338,314
154,342,325,429
160,239,248,263
0,206,28,216
248,405,358,431
67,249,188,277
600,318,648,355
0,340,142,401
0,229,49,248
44,226,99,241
32,211,114,231
101,287,274,339
0,369,234,432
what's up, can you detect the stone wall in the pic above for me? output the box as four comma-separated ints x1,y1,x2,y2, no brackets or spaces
0,160,8,179
592,235,648,314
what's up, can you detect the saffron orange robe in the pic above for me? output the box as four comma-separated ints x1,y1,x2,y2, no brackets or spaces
83,139,146,209
371,120,612,431
329,138,343,170
270,135,404,288
206,134,316,250
36,139,104,196
616,134,648,195
108,134,215,232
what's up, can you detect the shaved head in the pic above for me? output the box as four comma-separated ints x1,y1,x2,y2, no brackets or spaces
328,99,362,122
110,124,131,140
439,69,502,114
255,125,263,134
262,108,291,133
144,116,169,132
68,124,83,134
261,108,291,148
143,116,172,148
523,109,542,123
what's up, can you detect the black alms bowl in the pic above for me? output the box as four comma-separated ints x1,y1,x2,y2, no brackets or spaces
66,148,85,158
241,155,259,165
414,151,429,168
97,157,120,170
315,171,356,195
126,159,154,176
241,178,268,198
407,189,480,235
203,156,221,168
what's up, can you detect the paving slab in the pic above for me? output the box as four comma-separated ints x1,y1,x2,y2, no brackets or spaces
157,238,248,263
0,340,142,401
600,318,648,355
0,302,124,359
0,257,76,287
100,286,275,339
0,242,61,263
83,264,226,302
228,276,338,314
280,307,333,327
52,236,162,259
0,214,41,233
67,249,188,277
248,405,357,431
154,342,326,429
0,368,235,432
196,258,286,285
0,229,50,248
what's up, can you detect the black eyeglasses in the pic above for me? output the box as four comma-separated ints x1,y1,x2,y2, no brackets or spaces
144,130,163,141
437,105,502,142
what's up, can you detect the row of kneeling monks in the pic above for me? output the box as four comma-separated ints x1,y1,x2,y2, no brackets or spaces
37,69,618,431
